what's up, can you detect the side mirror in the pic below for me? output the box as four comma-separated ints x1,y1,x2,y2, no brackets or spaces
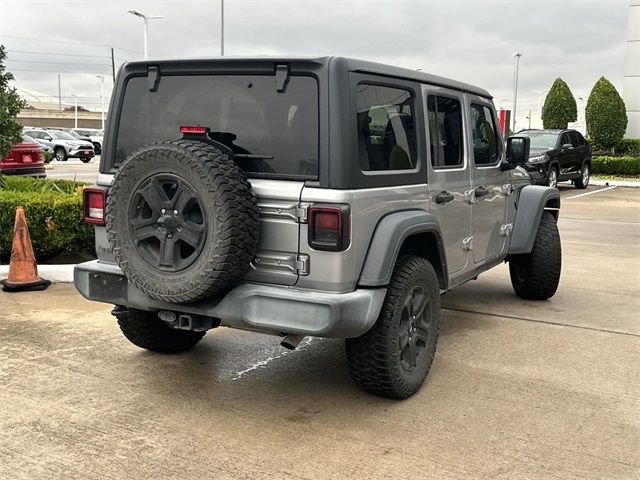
561,143,573,151
44,136,52,141
505,136,530,165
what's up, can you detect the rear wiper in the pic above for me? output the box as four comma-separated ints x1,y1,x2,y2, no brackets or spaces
234,154,274,160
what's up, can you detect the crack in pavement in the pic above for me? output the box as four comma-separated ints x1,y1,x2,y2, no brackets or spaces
442,307,640,338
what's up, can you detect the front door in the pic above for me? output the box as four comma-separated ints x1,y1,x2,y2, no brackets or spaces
467,96,508,264
424,86,472,276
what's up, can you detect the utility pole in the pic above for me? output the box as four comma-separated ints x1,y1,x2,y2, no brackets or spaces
111,48,116,82
96,75,106,131
58,74,62,112
512,52,522,133
72,95,78,128
221,0,224,56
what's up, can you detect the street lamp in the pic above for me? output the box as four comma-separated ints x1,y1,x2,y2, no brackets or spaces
512,52,522,133
498,98,510,110
127,9,165,60
96,75,106,131
531,89,548,117
220,0,224,56
71,95,79,128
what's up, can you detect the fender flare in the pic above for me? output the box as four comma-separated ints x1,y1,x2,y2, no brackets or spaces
509,185,560,255
358,210,447,288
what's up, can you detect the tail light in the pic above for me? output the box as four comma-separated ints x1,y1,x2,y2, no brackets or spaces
83,187,107,225
308,204,350,251
180,125,209,134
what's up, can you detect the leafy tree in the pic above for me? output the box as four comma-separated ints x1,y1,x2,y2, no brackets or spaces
0,45,26,160
586,76,628,151
542,78,577,129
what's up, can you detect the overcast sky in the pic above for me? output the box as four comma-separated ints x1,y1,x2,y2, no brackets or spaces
0,0,632,125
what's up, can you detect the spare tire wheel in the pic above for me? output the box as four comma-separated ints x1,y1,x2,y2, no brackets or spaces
106,140,259,303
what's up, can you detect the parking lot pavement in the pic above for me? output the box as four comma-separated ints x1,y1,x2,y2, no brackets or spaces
45,157,100,182
1,186,638,479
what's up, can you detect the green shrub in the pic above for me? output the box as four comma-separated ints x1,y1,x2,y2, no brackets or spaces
542,78,577,129
616,138,640,156
591,156,640,176
0,178,94,262
586,77,628,151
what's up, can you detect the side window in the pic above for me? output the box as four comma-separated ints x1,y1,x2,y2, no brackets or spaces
470,103,500,166
427,95,463,168
356,84,417,171
560,133,571,148
569,131,581,147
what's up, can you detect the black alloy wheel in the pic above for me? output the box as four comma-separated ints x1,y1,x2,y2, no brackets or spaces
129,173,207,272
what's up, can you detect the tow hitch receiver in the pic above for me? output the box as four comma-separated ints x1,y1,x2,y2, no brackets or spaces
157,310,220,332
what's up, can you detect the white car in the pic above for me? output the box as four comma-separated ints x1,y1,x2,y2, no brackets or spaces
72,128,104,155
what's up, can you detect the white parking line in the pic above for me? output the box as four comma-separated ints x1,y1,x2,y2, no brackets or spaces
565,186,617,200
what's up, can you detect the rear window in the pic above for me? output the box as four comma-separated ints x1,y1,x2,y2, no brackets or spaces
114,74,319,179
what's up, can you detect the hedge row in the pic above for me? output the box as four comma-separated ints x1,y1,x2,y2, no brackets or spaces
590,138,640,156
591,156,640,176
0,177,94,262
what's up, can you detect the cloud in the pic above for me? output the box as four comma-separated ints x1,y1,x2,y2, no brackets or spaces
1,0,630,117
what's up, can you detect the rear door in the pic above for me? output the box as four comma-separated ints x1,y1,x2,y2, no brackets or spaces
557,131,577,176
424,86,472,276
467,96,508,264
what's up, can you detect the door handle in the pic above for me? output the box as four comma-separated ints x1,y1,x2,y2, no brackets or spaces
435,191,454,204
475,186,490,198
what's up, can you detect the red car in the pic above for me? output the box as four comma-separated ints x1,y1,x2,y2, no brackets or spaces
0,135,46,177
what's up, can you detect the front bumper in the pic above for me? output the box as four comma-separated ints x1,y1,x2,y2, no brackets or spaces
523,164,550,185
68,147,95,158
74,260,386,338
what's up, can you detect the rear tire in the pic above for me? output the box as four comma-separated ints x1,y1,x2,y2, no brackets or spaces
509,212,561,300
346,255,440,399
115,308,205,353
574,163,590,189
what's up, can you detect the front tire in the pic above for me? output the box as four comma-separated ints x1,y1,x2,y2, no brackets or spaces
80,157,91,163
574,163,590,189
346,256,440,399
547,166,558,188
55,147,67,162
509,212,561,300
115,308,205,353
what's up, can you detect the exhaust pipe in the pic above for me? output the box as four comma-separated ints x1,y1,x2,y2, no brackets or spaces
280,334,305,350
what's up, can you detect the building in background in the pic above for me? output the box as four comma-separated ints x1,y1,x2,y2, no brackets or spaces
16,88,104,129
624,0,640,138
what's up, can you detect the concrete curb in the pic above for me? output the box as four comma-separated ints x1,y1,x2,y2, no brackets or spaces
591,179,640,188
0,264,75,283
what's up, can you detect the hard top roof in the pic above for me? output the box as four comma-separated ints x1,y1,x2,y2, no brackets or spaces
124,56,493,99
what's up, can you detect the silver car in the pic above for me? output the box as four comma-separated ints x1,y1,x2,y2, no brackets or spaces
24,128,95,163
75,57,561,399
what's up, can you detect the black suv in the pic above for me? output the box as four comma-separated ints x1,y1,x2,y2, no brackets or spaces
518,129,591,189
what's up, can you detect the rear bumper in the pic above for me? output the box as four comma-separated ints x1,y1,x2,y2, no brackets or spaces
0,166,46,177
74,260,386,338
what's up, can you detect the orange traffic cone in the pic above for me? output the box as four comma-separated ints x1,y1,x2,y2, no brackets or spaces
1,206,50,292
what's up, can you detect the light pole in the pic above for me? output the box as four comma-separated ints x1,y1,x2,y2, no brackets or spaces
71,95,78,128
512,52,522,133
498,98,510,110
96,75,106,131
127,10,165,60
531,89,548,117
221,0,224,56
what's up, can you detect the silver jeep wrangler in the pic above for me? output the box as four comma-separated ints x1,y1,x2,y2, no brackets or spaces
75,57,561,399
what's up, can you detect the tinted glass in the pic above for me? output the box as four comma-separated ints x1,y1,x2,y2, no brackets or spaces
470,103,500,165
521,132,559,150
569,131,582,147
560,133,571,147
356,84,417,171
427,95,463,168
115,75,319,179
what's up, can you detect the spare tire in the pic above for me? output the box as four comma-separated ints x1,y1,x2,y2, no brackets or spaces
106,140,259,303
